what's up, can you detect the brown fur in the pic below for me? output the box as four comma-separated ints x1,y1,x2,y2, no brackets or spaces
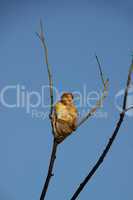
52,93,78,143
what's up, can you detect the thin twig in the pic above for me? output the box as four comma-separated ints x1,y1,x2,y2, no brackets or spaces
95,54,105,86
125,106,133,112
77,55,109,128
70,61,133,200
77,80,108,128
37,20,59,200
36,20,54,117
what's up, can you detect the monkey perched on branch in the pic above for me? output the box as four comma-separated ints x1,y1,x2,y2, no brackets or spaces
52,92,78,143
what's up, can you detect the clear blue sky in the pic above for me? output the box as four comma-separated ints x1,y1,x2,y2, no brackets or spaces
0,0,133,199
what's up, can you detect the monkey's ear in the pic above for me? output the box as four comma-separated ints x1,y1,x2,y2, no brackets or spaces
71,93,74,99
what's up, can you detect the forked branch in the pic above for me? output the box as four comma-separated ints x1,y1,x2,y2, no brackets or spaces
70,61,133,200
77,55,109,128
37,21,110,200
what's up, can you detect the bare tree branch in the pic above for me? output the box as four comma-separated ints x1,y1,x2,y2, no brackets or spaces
125,106,133,112
37,20,59,200
77,55,109,128
36,20,54,117
95,54,105,86
40,139,58,200
70,61,133,200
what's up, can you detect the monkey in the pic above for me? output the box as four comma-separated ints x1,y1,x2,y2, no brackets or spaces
52,93,78,143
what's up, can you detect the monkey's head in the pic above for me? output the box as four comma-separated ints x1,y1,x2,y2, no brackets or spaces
61,92,74,105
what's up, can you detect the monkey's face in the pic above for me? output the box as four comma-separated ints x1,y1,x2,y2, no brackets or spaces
61,93,73,105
